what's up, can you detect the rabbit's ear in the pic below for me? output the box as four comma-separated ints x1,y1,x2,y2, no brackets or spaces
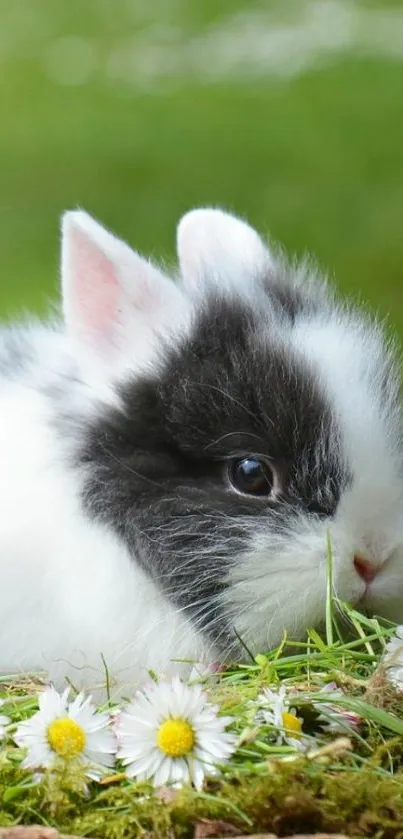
61,210,183,373
177,208,272,293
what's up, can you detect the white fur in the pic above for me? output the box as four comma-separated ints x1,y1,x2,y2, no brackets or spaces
0,349,206,697
0,216,204,695
219,261,403,650
177,207,273,296
62,210,190,389
0,207,401,693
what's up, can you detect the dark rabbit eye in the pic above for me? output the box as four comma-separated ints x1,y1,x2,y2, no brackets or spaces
229,456,275,497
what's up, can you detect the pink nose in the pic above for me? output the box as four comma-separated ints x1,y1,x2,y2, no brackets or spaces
353,553,378,583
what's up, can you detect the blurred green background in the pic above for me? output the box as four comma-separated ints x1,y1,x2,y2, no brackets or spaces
1,0,403,333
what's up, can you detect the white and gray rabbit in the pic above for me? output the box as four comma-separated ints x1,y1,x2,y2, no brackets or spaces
0,206,402,696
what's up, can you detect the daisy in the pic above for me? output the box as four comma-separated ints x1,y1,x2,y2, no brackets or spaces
0,700,10,740
380,626,403,690
383,625,403,682
256,685,307,751
384,626,403,664
385,667,403,691
188,658,223,684
313,683,361,733
14,686,117,778
116,676,236,790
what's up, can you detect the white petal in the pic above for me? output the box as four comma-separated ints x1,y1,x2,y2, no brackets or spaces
196,736,232,760
38,686,68,721
118,741,156,762
153,758,176,787
128,751,165,779
21,741,55,769
119,707,158,729
86,728,116,754
169,757,188,785
84,749,115,769
190,759,206,791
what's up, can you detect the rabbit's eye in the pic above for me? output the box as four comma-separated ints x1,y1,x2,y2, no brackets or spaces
229,456,274,497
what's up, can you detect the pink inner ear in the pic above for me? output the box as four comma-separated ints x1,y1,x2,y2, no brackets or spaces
71,229,119,338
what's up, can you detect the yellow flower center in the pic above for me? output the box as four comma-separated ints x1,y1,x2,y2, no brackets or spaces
47,717,86,758
282,711,302,737
157,718,195,757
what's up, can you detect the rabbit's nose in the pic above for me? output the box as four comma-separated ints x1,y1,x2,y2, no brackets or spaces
353,552,380,583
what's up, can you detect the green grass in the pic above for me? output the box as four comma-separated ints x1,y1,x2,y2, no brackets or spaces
1,601,403,837
3,542,403,836
1,1,403,336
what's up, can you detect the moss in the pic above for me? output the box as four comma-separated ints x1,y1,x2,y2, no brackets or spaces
170,763,403,838
1,608,403,837
2,757,403,838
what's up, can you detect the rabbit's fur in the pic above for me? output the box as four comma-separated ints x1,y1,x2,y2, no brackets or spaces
0,207,401,696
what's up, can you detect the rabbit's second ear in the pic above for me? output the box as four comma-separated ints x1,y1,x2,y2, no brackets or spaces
177,208,272,293
61,211,184,375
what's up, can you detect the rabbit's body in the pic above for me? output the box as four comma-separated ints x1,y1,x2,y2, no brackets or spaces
1,207,402,695
0,325,204,691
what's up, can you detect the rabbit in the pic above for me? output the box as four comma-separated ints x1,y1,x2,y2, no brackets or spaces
0,205,402,697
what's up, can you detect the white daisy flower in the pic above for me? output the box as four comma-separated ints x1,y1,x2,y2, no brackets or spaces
387,668,403,690
188,658,222,684
117,676,236,790
14,686,117,778
256,685,307,751
384,625,403,662
313,683,361,733
0,700,10,740
381,626,403,690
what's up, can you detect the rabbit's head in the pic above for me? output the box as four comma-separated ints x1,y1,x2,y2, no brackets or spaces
62,208,403,659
